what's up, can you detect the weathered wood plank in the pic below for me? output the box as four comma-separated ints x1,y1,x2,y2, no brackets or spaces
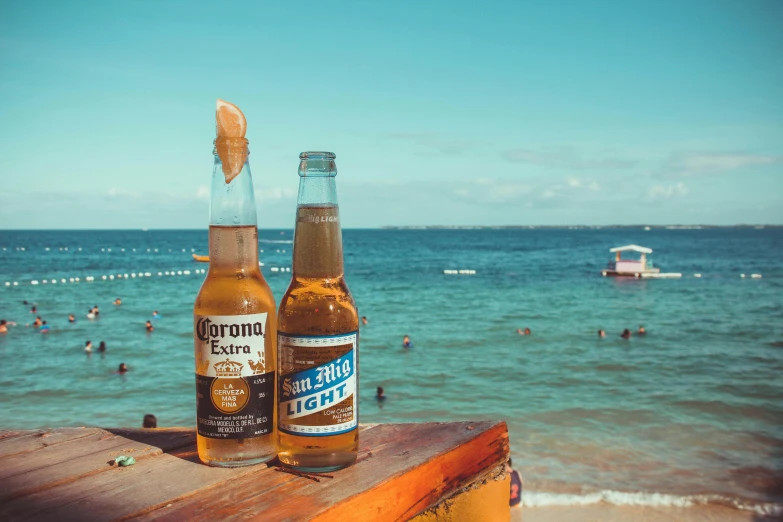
0,426,373,522
0,422,508,522
0,428,101,459
0,428,195,503
138,421,508,522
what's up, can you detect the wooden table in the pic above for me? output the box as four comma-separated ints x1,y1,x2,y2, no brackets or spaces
0,421,509,521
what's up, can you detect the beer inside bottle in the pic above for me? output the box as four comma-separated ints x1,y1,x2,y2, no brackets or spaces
277,151,359,472
193,137,277,467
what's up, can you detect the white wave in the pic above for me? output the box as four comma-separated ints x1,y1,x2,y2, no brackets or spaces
259,239,293,244
522,489,783,516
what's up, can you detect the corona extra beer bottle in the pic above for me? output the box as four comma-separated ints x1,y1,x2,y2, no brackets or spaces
193,100,277,467
277,151,359,471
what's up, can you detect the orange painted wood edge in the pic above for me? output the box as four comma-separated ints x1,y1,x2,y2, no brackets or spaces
312,421,509,522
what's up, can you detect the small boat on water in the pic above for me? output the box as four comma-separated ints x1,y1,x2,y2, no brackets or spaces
192,254,209,262
601,244,681,278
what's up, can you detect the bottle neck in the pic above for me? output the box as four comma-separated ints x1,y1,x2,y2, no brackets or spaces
209,144,259,271
208,225,259,272
292,171,343,278
210,145,257,227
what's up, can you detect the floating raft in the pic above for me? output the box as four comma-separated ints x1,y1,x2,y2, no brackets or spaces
0,421,509,521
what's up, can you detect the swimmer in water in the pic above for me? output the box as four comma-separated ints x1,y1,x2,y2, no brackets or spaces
68,314,76,323
87,309,95,320
30,306,37,313
143,414,157,428
39,321,50,333
85,340,93,352
638,325,646,336
98,341,106,353
0,320,9,334
403,335,412,348
376,386,386,408
522,328,531,336
113,298,122,306
146,321,154,332
117,363,128,374
152,310,160,319
621,329,631,339
598,329,606,338
32,316,42,328
92,305,100,317
361,316,368,325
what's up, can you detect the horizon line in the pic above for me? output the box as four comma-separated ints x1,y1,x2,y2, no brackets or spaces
1,224,782,232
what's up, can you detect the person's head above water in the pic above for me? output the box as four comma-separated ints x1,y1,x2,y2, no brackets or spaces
598,329,606,337
621,329,631,338
376,386,384,397
118,363,128,373
143,414,157,428
524,328,531,335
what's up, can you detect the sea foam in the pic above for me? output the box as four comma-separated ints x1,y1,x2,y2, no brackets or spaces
522,489,783,516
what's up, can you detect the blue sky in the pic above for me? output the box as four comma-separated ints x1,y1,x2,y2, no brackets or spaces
1,0,781,228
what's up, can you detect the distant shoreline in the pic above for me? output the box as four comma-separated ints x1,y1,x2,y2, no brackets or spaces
379,224,782,230
0,225,781,232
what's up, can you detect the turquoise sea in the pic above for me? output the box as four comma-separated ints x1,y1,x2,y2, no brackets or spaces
0,228,781,516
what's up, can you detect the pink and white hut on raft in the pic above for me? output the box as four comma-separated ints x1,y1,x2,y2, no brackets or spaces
601,244,680,278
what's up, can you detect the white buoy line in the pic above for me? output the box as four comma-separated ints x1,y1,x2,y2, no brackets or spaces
443,269,477,275
1,266,299,289
4,246,209,253
3,247,293,259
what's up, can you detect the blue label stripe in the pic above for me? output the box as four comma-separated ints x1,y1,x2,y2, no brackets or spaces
278,330,358,339
279,349,355,401
279,425,357,437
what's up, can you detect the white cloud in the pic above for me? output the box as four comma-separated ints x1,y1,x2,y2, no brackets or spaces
500,147,637,170
666,152,780,176
385,132,478,155
195,186,210,199
566,177,600,192
450,178,533,204
254,186,296,201
540,189,556,199
647,182,688,199
107,187,140,198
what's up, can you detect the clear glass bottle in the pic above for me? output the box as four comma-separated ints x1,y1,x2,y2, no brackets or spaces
277,151,359,472
193,137,277,467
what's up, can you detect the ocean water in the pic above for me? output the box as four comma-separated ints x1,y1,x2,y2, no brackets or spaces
1,228,781,516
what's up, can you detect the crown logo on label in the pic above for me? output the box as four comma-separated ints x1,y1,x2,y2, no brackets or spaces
213,359,243,378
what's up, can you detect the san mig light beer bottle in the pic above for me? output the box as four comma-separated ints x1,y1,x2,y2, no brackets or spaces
277,151,359,471
193,100,277,466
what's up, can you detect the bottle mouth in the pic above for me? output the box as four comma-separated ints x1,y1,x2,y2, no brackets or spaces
299,151,336,177
299,151,335,160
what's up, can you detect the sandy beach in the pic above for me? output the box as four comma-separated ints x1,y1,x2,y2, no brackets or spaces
515,504,758,522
